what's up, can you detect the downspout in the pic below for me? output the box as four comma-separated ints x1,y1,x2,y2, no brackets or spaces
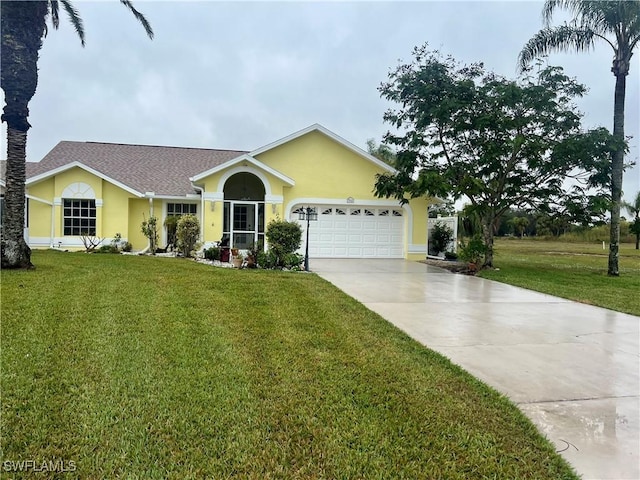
191,183,205,242
25,194,54,248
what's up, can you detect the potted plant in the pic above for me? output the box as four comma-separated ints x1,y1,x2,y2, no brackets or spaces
232,252,244,268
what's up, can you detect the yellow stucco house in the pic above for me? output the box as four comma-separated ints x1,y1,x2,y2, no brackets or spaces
4,124,433,259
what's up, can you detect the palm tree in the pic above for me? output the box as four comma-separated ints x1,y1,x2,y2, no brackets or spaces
623,191,640,250
518,0,640,276
1,1,153,269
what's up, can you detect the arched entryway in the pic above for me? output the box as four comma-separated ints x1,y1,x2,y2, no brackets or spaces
223,172,266,249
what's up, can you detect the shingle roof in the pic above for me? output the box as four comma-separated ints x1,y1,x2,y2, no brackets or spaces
22,141,248,196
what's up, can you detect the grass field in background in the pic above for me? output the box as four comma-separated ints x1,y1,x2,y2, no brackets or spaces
1,250,578,479
480,239,640,316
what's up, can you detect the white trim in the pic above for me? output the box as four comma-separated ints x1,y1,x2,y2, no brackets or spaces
203,192,224,201
61,181,96,199
264,194,284,203
53,197,62,206
284,197,404,214
191,154,295,186
249,124,397,174
29,237,57,248
26,194,53,206
95,199,103,207
150,194,201,200
408,243,427,254
27,161,143,197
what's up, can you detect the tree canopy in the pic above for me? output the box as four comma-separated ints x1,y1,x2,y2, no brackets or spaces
374,45,621,268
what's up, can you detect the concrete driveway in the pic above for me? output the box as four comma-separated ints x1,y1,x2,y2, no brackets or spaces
312,258,639,480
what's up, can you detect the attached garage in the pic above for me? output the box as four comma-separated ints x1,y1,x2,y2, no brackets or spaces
291,205,405,258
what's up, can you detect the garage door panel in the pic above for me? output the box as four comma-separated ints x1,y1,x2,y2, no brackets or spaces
293,204,404,258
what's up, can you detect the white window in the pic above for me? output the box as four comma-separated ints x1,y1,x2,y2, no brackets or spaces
167,203,197,217
63,199,96,235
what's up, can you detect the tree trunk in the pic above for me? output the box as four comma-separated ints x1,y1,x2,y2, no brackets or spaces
1,1,48,269
608,72,626,276
481,213,495,268
2,128,32,269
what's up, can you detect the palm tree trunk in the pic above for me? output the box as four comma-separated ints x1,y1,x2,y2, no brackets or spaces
608,72,626,276
1,1,48,269
2,128,32,268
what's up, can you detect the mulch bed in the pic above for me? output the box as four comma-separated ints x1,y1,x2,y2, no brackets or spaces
420,258,477,275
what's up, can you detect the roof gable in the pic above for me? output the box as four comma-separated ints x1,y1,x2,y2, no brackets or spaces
190,154,295,186
27,161,144,197
249,124,397,174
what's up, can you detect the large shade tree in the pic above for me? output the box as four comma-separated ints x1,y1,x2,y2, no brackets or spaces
375,46,619,268
518,0,640,276
1,0,153,269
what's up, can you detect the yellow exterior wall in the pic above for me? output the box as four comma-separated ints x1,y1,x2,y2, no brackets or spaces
102,182,131,239
54,168,103,198
27,180,55,239
128,198,161,251
254,131,383,201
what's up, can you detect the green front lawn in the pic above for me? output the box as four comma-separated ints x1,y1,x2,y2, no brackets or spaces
480,239,640,316
1,251,577,479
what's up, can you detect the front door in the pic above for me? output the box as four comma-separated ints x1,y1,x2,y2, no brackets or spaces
224,201,264,249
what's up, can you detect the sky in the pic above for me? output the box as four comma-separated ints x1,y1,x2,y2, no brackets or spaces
1,0,639,205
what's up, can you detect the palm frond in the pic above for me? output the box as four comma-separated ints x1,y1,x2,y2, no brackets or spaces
59,0,85,46
49,0,60,29
518,26,595,71
119,0,154,40
542,0,586,26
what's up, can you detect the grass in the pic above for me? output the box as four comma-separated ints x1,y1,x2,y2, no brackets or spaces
480,238,640,316
1,251,578,479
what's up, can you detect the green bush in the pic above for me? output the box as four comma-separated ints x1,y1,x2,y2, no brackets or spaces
265,219,302,266
204,246,221,261
430,222,454,255
96,244,120,254
176,214,200,257
283,253,304,269
459,235,487,265
444,251,458,260
141,215,159,254
257,250,278,269
121,242,133,252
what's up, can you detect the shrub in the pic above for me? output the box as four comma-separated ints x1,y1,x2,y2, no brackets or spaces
283,253,304,269
96,244,120,254
257,250,278,269
458,235,487,265
204,246,221,261
430,221,454,255
444,251,458,260
141,215,159,254
265,219,302,266
176,214,200,257
121,242,133,252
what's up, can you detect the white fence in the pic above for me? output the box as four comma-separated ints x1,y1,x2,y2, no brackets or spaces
427,215,458,258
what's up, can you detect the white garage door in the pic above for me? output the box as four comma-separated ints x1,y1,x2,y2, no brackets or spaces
291,205,404,258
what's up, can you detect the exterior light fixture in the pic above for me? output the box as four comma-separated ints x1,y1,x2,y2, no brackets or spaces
298,206,318,272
